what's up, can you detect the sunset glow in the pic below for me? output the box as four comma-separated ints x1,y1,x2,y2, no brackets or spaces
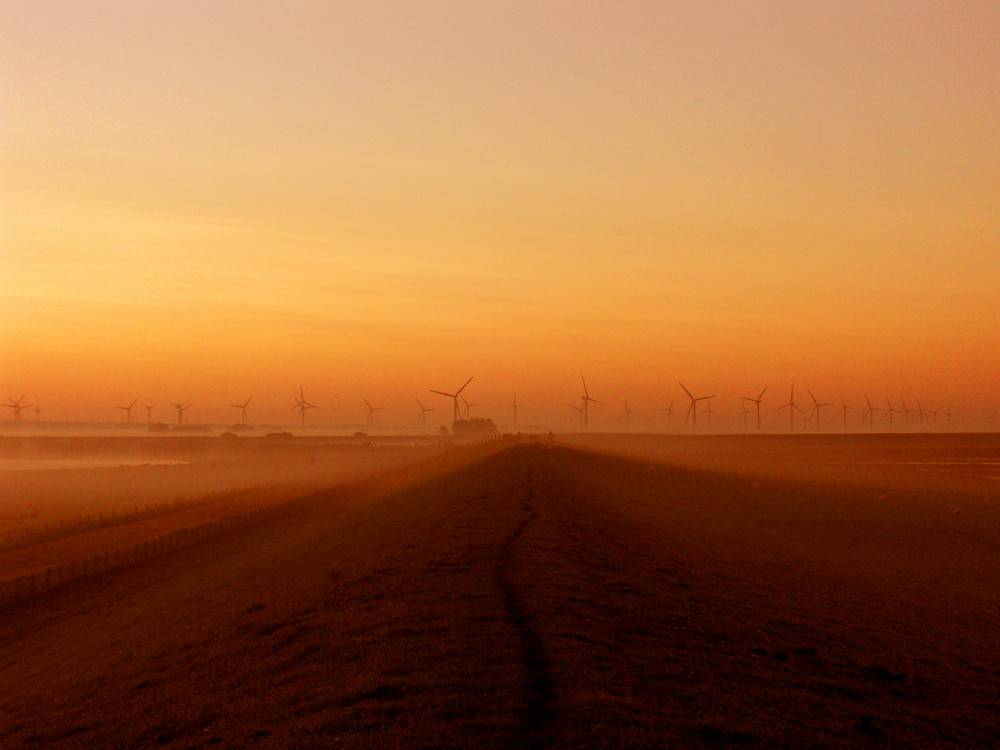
3,1,998,428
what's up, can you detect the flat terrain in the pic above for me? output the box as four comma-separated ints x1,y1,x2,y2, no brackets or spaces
2,437,999,747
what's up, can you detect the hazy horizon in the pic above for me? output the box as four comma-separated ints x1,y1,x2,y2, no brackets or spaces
3,2,998,428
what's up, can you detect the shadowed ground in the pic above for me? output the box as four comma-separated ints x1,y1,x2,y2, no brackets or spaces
1,443,999,747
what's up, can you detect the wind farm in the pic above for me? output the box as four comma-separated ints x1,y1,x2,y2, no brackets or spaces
0,380,981,436
3,2,998,746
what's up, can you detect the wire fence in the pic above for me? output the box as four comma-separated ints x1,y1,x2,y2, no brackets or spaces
0,433,551,606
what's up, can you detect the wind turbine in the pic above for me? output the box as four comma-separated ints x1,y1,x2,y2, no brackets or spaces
430,377,473,423
861,394,881,428
460,395,480,419
774,386,803,431
569,403,584,427
116,398,137,423
416,399,434,426
229,396,253,425
883,397,901,428
142,403,155,424
170,402,190,425
679,382,713,429
622,399,636,429
840,396,851,429
659,400,675,427
704,398,716,428
807,389,833,430
363,399,385,428
293,387,315,427
580,376,602,428
34,403,41,422
740,402,751,430
512,394,519,429
901,399,918,426
5,395,32,421
741,385,767,430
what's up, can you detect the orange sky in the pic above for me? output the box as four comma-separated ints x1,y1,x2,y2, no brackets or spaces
2,2,998,429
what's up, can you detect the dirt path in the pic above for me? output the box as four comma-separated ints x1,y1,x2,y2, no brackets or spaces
1,443,999,747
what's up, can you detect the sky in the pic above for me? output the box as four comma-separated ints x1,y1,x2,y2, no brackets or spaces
2,1,998,430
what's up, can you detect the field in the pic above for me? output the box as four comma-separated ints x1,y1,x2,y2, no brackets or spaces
1,433,999,747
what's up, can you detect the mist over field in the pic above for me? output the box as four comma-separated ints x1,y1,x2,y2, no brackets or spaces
3,0,999,746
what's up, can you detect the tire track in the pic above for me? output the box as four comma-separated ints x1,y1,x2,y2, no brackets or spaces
495,465,555,745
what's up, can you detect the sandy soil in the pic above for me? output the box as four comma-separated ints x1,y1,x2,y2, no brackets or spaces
1,439,998,747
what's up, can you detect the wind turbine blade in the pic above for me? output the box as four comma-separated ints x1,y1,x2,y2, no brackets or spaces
758,385,768,400
456,377,473,396
678,382,694,401
429,389,453,397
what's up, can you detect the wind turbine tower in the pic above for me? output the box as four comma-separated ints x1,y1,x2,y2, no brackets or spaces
170,402,190,425
417,399,434,427
460,395,480,419
363,399,385,428
622,399,636,430
5,395,32,422
659,400,675,427
116,399,137,423
679,383,713,429
430,377,473,423
775,386,803,431
883,397,901,428
293,387,316,428
807,389,833,430
580,376,602,428
741,385,767,430
229,396,253,425
862,394,881,428
142,404,155,424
